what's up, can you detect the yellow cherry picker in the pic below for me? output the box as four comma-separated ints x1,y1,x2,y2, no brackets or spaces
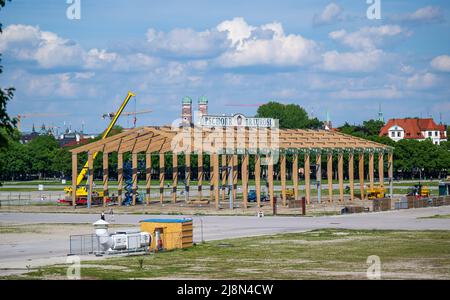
59,91,136,206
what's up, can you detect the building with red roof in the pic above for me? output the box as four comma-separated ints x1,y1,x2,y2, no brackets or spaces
379,118,447,145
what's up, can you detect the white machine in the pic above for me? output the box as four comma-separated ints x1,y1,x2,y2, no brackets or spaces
93,220,151,254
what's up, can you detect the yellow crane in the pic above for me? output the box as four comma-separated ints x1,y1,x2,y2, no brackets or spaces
64,91,136,200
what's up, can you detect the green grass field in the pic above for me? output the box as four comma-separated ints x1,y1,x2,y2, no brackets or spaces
13,229,450,280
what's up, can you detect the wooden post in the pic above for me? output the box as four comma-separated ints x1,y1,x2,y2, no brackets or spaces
268,154,274,207
221,154,227,205
388,151,393,198
132,152,138,206
349,152,354,201
232,154,238,208
159,153,165,203
145,153,151,205
327,152,333,202
358,153,365,200
242,153,249,208
213,153,219,209
103,152,109,207
172,153,178,203
293,153,299,200
255,154,261,207
198,152,203,201
316,152,322,204
305,152,311,204
378,152,384,188
338,152,344,202
209,154,214,202
71,153,77,207
280,153,286,206
369,152,374,190
186,154,191,201
117,152,123,206
88,151,93,208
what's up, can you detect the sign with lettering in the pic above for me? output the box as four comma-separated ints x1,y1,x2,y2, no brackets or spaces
200,114,276,128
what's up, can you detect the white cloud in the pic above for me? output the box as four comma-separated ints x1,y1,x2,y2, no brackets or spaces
430,55,450,72
406,72,439,89
313,3,343,26
0,24,158,71
217,17,255,48
321,50,385,72
146,28,229,58
216,18,318,68
330,86,402,100
329,25,410,51
0,24,85,68
391,6,444,24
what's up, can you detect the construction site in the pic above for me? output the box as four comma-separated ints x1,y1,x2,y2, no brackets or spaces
1,1,450,284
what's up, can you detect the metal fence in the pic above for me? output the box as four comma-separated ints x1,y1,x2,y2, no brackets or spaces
69,233,151,256
69,234,101,255
0,192,64,206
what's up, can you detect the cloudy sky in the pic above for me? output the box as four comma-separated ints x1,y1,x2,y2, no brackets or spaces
0,0,449,133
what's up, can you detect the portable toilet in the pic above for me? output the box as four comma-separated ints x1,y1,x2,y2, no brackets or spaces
139,218,193,251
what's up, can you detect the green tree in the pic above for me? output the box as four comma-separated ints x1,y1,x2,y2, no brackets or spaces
256,101,323,129
0,0,16,148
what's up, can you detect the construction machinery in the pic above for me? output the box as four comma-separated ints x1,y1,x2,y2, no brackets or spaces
102,109,152,128
61,92,136,206
406,183,430,199
17,113,68,132
367,185,386,200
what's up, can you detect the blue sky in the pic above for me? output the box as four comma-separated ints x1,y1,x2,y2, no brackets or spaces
1,0,450,133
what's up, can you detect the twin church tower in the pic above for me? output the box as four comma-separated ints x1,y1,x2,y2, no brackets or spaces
181,96,208,126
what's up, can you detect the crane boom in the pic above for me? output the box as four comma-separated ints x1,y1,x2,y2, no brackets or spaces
74,91,135,186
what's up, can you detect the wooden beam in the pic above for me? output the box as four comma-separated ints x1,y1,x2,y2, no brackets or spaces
88,151,93,208
293,154,298,200
232,154,238,208
349,152,354,201
369,152,374,190
146,153,151,205
117,152,123,206
198,152,203,201
172,153,178,203
338,152,344,202
327,152,333,202
378,152,384,187
388,152,393,198
209,154,214,202
72,153,77,207
132,152,138,206
255,154,261,207
316,152,321,204
305,152,311,204
185,153,191,202
221,154,227,205
213,153,220,209
359,153,365,200
280,153,286,206
103,152,109,207
242,153,249,208
159,153,165,203
268,154,274,207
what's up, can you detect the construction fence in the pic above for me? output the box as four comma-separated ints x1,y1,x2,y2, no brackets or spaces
69,232,182,255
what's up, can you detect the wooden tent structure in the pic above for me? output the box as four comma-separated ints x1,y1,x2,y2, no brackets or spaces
70,126,394,209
